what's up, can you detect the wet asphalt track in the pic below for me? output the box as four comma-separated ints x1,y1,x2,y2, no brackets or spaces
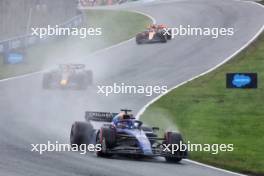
0,0,264,176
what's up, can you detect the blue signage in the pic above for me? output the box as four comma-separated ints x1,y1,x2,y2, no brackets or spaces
232,74,251,87
6,52,24,64
227,73,257,89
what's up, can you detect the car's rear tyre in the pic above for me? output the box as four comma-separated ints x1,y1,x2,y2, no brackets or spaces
76,71,93,90
42,74,51,89
96,127,116,158
86,70,93,85
164,132,184,163
136,34,143,44
158,33,167,43
166,29,172,40
70,121,94,150
76,76,87,90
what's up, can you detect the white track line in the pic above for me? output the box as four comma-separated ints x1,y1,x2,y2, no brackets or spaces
185,159,247,176
135,1,264,176
0,70,43,82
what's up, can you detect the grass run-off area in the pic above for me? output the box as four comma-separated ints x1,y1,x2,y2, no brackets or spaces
142,32,264,176
0,10,152,79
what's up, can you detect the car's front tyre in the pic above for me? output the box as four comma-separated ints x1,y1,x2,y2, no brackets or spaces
42,73,51,89
164,132,185,163
96,127,116,158
136,34,143,44
70,121,93,149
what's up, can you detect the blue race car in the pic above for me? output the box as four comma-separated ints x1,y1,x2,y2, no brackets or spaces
70,109,188,162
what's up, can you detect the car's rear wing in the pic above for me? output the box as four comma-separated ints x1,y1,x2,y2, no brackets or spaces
85,111,118,122
59,64,85,70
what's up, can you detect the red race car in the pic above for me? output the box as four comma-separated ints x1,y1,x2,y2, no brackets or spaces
136,24,172,44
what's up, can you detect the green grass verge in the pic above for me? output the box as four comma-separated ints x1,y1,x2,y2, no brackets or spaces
142,32,264,175
0,10,152,79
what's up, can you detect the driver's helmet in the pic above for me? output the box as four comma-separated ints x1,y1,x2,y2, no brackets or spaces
148,24,156,30
112,112,125,126
62,65,70,72
158,24,167,29
151,24,157,28
118,112,125,119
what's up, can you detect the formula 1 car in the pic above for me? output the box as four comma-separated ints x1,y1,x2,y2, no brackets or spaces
136,24,172,44
42,64,93,90
70,109,188,162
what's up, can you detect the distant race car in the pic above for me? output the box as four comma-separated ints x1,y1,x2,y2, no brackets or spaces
136,24,172,44
70,109,188,162
42,64,93,90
